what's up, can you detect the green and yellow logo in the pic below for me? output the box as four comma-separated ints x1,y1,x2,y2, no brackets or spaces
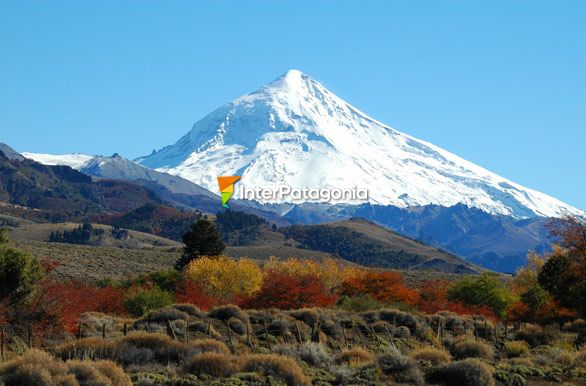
217,176,241,208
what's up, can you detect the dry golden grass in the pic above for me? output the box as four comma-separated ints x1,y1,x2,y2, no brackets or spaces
185,352,238,378
339,347,374,366
411,347,452,366
0,349,77,386
189,338,230,355
239,353,311,386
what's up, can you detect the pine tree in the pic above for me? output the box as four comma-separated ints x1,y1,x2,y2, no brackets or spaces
175,219,225,270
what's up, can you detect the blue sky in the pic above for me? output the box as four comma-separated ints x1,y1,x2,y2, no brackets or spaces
1,0,585,210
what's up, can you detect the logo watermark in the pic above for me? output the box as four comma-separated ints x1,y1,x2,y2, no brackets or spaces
217,176,241,208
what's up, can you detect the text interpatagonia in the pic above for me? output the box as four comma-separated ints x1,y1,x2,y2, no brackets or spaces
238,185,368,202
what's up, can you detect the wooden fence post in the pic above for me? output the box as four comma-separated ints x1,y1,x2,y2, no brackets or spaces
166,320,177,340
27,325,32,348
78,323,83,340
295,322,304,344
1,326,5,361
263,321,272,350
123,323,128,336
102,324,106,339
225,322,235,353
342,325,349,348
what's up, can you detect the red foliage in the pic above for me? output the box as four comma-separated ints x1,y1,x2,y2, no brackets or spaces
243,271,338,310
417,280,496,320
174,280,224,311
339,271,419,305
32,281,126,332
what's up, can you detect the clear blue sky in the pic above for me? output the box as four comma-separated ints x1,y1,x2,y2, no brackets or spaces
1,0,585,210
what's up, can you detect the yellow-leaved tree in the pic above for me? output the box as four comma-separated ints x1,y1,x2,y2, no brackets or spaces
184,256,263,300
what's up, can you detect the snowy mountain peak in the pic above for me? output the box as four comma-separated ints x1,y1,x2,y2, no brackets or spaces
138,70,584,219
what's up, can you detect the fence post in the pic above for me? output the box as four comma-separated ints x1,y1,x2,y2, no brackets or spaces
207,323,212,338
263,320,272,350
27,325,32,348
342,325,349,348
78,322,83,340
102,324,106,339
123,323,128,336
225,322,235,353
166,320,177,340
1,325,4,361
295,321,304,344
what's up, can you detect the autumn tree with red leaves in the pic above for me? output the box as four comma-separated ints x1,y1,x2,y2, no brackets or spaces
244,271,337,310
339,270,419,305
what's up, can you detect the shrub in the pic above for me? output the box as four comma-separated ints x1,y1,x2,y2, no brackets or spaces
427,359,495,386
116,332,187,364
54,337,117,361
188,321,222,339
377,348,424,385
297,342,332,367
140,306,189,324
67,360,113,385
289,309,319,327
172,303,203,317
504,341,529,358
514,324,552,347
0,349,77,386
185,352,237,377
189,339,230,356
208,304,247,322
240,354,311,386
372,321,393,334
395,325,411,338
576,348,586,366
124,286,173,317
91,360,132,386
339,347,374,366
379,308,420,334
411,347,451,366
450,339,494,360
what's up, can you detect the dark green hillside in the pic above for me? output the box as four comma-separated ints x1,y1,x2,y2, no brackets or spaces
281,218,480,274
0,153,162,220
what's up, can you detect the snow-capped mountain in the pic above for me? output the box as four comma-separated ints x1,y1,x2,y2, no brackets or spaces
137,69,582,219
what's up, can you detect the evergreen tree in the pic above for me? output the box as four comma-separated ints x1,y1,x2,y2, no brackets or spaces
0,227,44,306
175,219,224,270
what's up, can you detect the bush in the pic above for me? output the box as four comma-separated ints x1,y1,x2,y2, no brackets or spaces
576,348,586,366
395,325,411,338
289,309,319,327
379,308,420,334
124,286,173,317
189,339,230,356
54,337,117,361
208,304,247,322
411,347,451,366
140,306,189,324
377,348,424,385
504,341,529,358
67,360,114,385
339,347,374,366
514,324,554,347
117,332,187,365
427,359,495,386
0,349,76,386
297,342,332,367
450,339,494,360
239,354,311,386
185,352,237,377
172,303,203,317
91,360,132,386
